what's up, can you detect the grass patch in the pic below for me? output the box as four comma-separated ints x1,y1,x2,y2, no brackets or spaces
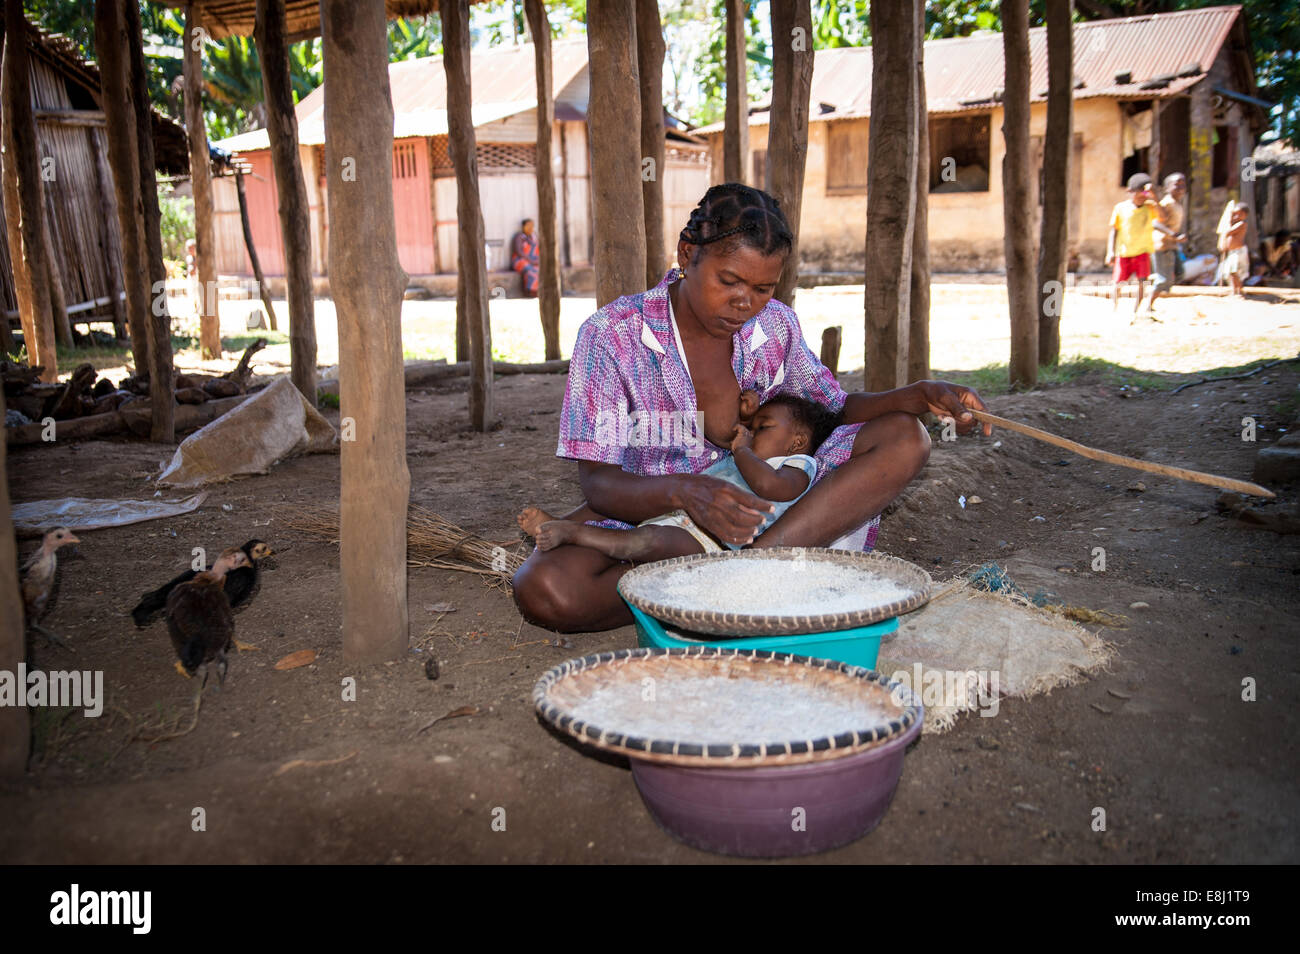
940,356,1174,395
47,330,287,374
939,355,1299,396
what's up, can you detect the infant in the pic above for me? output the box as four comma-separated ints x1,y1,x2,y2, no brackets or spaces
519,391,841,561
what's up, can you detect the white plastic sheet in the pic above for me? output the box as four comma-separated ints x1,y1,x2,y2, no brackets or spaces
12,493,207,535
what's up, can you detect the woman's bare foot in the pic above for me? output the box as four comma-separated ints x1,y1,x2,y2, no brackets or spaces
517,506,555,537
535,519,581,551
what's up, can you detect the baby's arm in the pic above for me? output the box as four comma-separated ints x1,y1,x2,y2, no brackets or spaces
729,426,811,502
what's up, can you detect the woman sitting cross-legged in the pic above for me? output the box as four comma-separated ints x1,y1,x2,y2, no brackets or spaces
512,183,990,633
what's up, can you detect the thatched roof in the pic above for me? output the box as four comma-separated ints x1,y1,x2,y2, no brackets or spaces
21,21,190,175
149,1,483,41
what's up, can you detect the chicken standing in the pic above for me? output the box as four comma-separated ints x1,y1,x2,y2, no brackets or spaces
131,539,273,628
166,547,255,687
21,527,80,648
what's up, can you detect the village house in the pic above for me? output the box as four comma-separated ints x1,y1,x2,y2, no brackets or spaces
214,37,710,295
696,5,1267,275
0,22,188,339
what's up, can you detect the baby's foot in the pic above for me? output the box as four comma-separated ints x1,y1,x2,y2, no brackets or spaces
535,520,579,552
517,505,555,537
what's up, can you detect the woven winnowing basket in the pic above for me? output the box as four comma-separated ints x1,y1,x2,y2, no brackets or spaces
618,548,934,636
533,647,924,768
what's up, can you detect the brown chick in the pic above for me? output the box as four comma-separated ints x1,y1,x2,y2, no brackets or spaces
165,547,252,688
21,527,81,649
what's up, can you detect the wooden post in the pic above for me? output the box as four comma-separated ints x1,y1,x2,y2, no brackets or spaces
1187,81,1215,267
184,3,222,359
525,0,562,361
1036,0,1072,368
0,386,27,777
723,0,748,185
768,0,812,307
255,0,317,403
95,1,154,390
636,0,666,288
127,0,176,440
321,0,410,665
587,0,646,308
91,138,128,341
1002,0,1037,390
908,0,930,385
819,325,841,378
863,0,918,392
2,5,58,382
234,171,279,331
442,0,494,429
0,1,11,359
2,108,36,362
1237,119,1256,249
559,122,572,266
1148,99,1162,184
41,202,73,347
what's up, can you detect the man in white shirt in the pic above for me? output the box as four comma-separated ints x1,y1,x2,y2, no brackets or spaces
1148,173,1187,313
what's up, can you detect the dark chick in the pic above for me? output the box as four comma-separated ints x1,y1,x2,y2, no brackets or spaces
21,527,81,649
166,547,258,688
132,539,273,627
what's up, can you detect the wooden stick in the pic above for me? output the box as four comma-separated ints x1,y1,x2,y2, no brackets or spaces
970,408,1276,499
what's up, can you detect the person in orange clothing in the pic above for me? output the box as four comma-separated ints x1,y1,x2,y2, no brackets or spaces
1106,173,1168,319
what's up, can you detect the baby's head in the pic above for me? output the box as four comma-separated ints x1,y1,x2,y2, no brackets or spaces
749,393,841,458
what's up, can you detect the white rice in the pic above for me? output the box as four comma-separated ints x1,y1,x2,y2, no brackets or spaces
568,674,896,744
632,557,914,618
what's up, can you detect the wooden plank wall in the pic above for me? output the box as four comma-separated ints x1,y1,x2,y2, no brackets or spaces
2,57,122,326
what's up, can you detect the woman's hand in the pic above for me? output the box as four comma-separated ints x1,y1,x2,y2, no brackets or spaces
909,380,991,436
677,473,771,547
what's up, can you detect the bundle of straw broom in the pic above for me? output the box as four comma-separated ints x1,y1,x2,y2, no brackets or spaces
285,505,524,580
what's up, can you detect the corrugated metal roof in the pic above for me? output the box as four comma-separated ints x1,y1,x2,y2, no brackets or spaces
695,4,1246,133
217,38,590,152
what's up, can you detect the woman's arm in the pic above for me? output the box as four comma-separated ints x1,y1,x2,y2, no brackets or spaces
578,461,771,547
841,381,991,436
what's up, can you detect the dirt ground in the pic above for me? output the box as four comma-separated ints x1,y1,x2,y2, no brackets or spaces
3,304,1299,864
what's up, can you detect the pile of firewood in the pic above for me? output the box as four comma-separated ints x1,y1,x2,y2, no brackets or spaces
4,338,267,441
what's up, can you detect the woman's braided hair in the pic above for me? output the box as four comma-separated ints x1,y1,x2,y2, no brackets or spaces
680,183,794,265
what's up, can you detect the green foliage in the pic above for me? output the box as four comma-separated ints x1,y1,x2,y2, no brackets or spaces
157,185,193,263
388,16,442,60
814,0,870,48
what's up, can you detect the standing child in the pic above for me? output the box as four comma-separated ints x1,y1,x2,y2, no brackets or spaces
1217,202,1250,297
1106,173,1168,319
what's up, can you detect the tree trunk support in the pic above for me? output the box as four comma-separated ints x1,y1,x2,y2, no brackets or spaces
587,0,646,308
525,0,563,361
321,0,410,665
256,0,317,403
185,3,222,359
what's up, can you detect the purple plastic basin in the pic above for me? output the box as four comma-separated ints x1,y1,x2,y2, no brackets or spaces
630,715,922,858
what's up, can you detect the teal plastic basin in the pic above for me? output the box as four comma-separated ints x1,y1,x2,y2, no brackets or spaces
627,602,895,670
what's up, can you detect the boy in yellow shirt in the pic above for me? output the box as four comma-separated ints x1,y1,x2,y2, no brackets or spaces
1106,173,1168,317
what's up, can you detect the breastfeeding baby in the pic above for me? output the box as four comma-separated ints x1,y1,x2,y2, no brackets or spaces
517,389,842,562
